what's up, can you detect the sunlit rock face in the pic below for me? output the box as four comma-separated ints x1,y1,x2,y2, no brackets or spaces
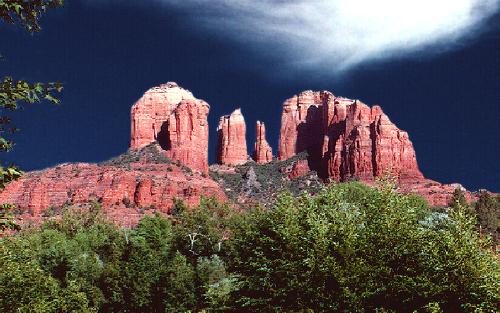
164,99,210,174
216,109,248,166
278,90,423,182
0,83,490,226
253,121,273,164
130,82,209,173
0,145,226,227
275,89,482,206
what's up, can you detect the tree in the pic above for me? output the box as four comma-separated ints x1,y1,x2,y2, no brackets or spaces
0,0,63,32
475,191,499,244
0,0,64,231
449,187,467,210
226,183,499,312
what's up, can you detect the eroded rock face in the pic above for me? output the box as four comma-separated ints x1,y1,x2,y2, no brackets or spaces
216,109,248,166
253,121,273,164
130,82,195,149
287,159,311,180
164,99,210,173
130,82,210,173
278,91,327,161
0,145,225,227
0,82,490,225
278,90,423,182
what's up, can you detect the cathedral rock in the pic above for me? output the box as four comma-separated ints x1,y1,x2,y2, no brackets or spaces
130,82,209,173
0,82,486,226
278,90,423,182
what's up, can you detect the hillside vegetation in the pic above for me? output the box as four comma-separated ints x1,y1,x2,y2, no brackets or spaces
1,182,498,312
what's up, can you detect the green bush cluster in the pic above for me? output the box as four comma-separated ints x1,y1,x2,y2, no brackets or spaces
448,188,499,245
1,183,498,312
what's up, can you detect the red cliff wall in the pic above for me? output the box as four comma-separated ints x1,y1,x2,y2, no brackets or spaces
0,147,225,227
165,99,210,173
278,90,423,182
130,82,209,173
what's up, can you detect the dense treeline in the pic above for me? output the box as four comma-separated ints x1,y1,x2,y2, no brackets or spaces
1,182,498,312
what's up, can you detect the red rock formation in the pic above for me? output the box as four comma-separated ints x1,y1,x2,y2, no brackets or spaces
278,91,327,161
130,82,210,173
216,109,248,166
0,145,225,227
130,82,195,149
253,121,273,163
278,90,423,182
164,99,210,173
0,82,489,223
288,159,311,179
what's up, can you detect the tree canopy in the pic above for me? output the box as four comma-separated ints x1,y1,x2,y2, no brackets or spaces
1,184,498,312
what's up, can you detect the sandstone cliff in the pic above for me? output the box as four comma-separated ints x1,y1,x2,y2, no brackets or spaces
0,145,225,226
165,99,210,173
130,82,209,173
216,109,248,166
0,83,488,225
278,90,423,182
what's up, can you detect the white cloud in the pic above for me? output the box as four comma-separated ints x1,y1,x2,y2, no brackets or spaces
93,0,500,73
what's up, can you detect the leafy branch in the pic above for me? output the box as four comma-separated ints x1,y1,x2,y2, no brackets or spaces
0,0,63,32
0,0,64,231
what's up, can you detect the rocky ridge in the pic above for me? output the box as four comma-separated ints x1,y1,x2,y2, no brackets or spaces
130,82,209,173
278,90,422,181
0,82,488,225
0,144,225,226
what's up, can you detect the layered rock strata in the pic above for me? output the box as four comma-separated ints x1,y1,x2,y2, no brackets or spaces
216,109,248,166
165,99,210,173
0,83,489,225
0,145,225,226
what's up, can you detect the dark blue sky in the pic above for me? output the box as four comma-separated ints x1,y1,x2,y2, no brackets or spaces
1,1,499,191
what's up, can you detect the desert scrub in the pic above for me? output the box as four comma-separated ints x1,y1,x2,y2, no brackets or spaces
100,143,172,168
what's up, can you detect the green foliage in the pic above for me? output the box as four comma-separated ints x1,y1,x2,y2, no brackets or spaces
0,203,20,231
1,184,498,312
226,182,499,312
173,196,234,260
474,191,500,244
0,76,63,191
0,204,115,312
449,187,468,210
210,151,322,204
99,143,172,168
0,0,63,32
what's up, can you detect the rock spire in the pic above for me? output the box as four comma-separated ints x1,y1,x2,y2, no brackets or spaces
253,121,273,163
216,108,248,166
